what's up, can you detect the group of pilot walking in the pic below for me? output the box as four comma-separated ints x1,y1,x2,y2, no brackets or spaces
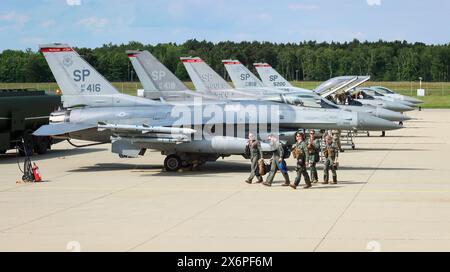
245,129,339,189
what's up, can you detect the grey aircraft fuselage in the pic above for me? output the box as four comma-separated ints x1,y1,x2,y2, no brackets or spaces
265,86,411,122
359,87,418,108
353,89,415,112
371,86,423,105
48,99,399,152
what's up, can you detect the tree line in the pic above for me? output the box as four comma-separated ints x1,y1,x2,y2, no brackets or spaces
0,39,449,83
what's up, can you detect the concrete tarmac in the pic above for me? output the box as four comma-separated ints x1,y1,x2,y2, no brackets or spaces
0,109,449,252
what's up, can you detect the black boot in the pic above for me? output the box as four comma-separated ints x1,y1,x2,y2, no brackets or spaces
303,180,312,189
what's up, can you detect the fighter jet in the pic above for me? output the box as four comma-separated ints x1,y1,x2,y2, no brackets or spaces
127,51,404,145
220,60,410,123
371,86,423,105
359,87,418,107
181,56,406,129
252,62,411,122
353,88,415,112
128,50,410,125
34,44,399,171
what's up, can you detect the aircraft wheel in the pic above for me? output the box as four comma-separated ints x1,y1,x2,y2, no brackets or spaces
164,155,182,172
33,136,49,155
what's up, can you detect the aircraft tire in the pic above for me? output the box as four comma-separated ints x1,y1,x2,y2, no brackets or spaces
33,136,50,155
164,155,182,172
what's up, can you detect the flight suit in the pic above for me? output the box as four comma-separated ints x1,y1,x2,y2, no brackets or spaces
265,142,290,185
292,140,311,187
246,140,264,183
323,142,339,184
332,130,343,152
308,138,322,183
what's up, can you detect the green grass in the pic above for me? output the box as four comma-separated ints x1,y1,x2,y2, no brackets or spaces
1,81,449,108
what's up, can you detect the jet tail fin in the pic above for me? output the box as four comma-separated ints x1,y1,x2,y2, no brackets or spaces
40,43,159,108
181,57,232,92
254,63,292,88
222,60,265,89
127,50,188,92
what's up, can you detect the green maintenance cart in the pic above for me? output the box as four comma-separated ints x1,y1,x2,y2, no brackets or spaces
0,89,61,156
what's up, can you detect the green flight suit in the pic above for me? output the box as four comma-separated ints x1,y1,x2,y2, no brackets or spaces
247,140,264,182
323,142,339,183
292,140,311,187
308,138,322,183
265,142,290,185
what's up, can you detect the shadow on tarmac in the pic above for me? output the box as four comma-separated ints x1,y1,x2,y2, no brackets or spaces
352,148,431,152
338,166,430,171
0,148,106,164
67,161,251,176
66,160,430,178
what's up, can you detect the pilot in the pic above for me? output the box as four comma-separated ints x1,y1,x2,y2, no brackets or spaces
263,135,290,187
290,131,311,190
307,129,322,183
332,129,344,153
245,133,264,184
322,135,339,184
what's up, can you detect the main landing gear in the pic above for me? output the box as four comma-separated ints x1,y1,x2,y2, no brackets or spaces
163,154,209,172
164,155,183,172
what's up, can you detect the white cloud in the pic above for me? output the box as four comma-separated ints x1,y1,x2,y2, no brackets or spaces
77,17,109,29
367,0,382,6
66,0,82,6
0,12,28,28
288,3,320,11
40,20,56,28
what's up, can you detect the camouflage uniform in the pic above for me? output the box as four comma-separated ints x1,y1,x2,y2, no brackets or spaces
308,137,322,183
323,141,339,184
246,140,264,183
292,139,311,187
265,141,290,185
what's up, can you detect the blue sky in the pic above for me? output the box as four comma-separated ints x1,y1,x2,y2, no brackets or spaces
0,0,448,51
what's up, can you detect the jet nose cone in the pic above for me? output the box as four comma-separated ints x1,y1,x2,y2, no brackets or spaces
399,100,417,107
358,112,402,131
387,102,415,112
378,108,412,122
405,96,424,104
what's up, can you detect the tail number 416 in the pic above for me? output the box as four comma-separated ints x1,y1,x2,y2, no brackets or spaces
74,69,101,92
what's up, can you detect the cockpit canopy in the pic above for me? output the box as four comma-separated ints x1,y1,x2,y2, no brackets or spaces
371,86,395,94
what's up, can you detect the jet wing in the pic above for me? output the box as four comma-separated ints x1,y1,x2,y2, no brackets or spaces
33,123,97,136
